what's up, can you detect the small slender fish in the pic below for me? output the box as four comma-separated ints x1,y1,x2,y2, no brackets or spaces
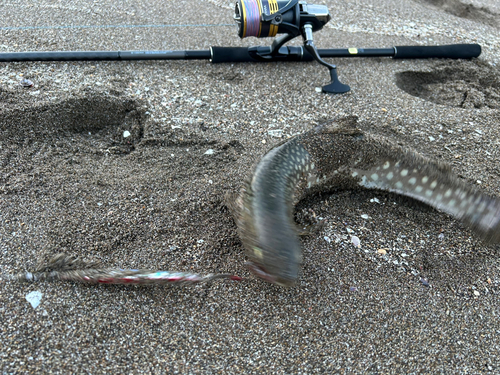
6,253,241,285
233,117,500,286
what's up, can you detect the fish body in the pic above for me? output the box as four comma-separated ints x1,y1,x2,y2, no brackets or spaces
234,117,500,286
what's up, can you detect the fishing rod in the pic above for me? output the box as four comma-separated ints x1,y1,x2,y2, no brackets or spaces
0,0,481,93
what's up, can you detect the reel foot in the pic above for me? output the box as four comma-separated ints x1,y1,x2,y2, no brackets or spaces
322,67,350,94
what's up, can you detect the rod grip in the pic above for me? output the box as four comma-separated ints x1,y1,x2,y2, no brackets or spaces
210,47,259,63
393,44,481,59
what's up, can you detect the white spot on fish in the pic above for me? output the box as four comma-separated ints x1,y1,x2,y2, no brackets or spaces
395,181,403,189
386,172,394,180
409,177,416,185
371,173,379,181
415,186,423,193
425,190,433,197
383,161,390,169
351,171,359,178
448,199,456,207
422,176,428,184
359,175,380,188
444,189,452,198
477,200,487,214
430,181,438,189
253,247,264,260
401,169,409,177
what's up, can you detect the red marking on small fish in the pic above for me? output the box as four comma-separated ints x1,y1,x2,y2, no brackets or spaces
167,276,183,282
120,278,140,284
97,278,114,284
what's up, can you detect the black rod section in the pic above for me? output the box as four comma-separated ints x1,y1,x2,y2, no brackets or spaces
0,44,480,63
0,50,211,62
392,44,481,59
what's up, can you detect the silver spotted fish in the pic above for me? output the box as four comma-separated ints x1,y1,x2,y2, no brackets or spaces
233,117,500,286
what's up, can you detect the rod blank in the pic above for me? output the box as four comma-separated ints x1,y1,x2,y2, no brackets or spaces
0,44,480,62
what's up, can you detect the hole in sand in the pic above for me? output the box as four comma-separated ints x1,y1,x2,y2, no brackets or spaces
414,0,499,28
395,61,500,109
0,92,145,154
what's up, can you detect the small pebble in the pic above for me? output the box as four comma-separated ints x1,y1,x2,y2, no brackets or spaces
204,149,215,155
25,291,43,309
123,130,131,138
268,129,283,137
351,235,361,248
20,78,34,87
378,248,387,255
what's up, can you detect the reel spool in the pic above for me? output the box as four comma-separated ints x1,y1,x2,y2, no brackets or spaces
234,0,329,38
233,0,350,93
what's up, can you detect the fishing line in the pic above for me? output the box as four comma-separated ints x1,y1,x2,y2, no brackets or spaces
0,23,233,32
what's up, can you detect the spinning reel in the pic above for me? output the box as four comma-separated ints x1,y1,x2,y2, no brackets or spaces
234,0,350,93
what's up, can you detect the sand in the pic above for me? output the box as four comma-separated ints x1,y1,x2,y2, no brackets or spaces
1,0,500,373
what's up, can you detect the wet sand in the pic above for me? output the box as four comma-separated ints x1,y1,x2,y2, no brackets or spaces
1,0,500,373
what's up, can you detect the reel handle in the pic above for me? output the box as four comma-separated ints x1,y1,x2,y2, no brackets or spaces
302,24,350,93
